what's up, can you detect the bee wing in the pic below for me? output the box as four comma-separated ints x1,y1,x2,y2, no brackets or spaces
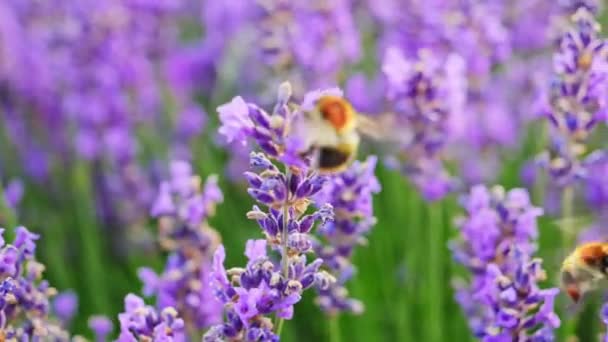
356,113,413,146
354,114,383,139
552,215,602,245
552,216,594,232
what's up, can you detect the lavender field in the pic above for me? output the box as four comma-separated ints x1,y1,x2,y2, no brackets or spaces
1,0,608,341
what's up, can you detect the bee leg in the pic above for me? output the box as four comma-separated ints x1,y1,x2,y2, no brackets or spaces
566,285,581,302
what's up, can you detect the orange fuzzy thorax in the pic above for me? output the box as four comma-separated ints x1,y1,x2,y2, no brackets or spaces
578,242,608,266
317,96,356,133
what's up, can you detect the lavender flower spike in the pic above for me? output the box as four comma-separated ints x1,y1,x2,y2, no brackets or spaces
313,156,380,314
539,7,608,186
142,160,224,330
219,82,304,167
204,153,335,341
0,226,71,340
451,185,560,340
205,242,334,341
208,83,346,339
117,293,185,342
382,47,465,201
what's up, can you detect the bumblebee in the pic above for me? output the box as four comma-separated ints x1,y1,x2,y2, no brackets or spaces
296,95,384,173
561,242,608,302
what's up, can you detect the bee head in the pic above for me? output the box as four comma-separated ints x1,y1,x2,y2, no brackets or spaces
317,96,356,133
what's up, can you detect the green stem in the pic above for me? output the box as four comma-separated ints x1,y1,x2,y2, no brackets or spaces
276,168,291,337
72,160,110,315
396,181,415,342
427,201,444,342
276,317,285,337
328,315,341,342
281,170,291,277
42,214,73,289
560,186,577,339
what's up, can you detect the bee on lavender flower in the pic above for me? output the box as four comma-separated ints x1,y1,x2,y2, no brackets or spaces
561,242,608,302
295,95,394,173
